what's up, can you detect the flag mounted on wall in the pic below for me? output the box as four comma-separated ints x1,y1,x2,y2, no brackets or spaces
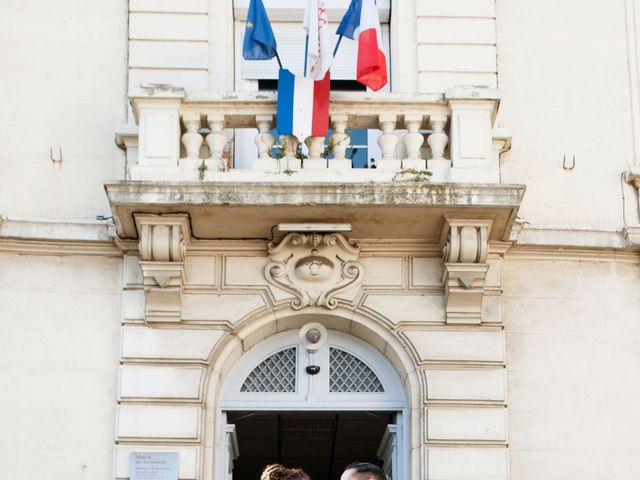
243,0,278,61
277,69,330,141
337,0,388,91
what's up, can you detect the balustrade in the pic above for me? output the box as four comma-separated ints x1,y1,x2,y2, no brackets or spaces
125,87,507,183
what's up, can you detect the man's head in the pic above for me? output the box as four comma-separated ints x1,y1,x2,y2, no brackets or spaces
340,462,386,480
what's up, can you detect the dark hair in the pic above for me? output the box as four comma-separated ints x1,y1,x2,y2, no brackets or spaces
344,462,386,480
260,464,310,480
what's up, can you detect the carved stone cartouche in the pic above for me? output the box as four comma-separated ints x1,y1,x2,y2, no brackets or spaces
265,232,364,310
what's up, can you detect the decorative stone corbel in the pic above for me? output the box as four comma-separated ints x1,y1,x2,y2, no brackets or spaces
624,167,640,249
135,214,191,323
440,217,493,324
265,232,364,310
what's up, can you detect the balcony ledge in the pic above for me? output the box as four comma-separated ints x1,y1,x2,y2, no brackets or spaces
105,181,525,242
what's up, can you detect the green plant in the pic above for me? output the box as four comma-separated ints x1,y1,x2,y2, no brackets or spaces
198,159,208,180
321,132,352,159
392,168,433,182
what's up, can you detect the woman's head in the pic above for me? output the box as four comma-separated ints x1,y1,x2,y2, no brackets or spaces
260,464,310,480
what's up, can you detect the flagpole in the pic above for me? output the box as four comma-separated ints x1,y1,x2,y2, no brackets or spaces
304,35,309,76
275,51,283,70
332,35,343,58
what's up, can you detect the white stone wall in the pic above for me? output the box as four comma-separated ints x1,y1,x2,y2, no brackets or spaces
504,254,640,479
0,1,127,220
128,0,211,93
0,252,123,480
417,0,498,92
497,0,635,233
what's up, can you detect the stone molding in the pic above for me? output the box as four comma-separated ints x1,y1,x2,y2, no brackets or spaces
624,167,640,249
0,238,123,257
135,214,191,323
441,217,493,324
265,232,364,310
0,216,115,241
624,226,640,249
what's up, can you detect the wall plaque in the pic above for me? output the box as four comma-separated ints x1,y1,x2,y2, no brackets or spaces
130,452,178,480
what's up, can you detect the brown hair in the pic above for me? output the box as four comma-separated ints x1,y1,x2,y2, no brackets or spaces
260,464,310,480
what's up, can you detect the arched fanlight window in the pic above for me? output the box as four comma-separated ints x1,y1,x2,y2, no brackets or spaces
329,347,384,393
240,347,297,392
220,329,405,410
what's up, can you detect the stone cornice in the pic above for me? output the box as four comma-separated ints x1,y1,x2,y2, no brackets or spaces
0,217,122,256
105,181,525,242
510,225,636,250
507,246,640,263
0,217,114,241
105,181,525,206
0,238,122,257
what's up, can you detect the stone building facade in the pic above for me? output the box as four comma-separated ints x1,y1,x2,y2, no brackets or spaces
1,1,640,480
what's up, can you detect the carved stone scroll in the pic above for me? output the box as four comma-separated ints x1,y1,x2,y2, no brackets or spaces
441,217,493,324
265,232,364,310
135,214,191,323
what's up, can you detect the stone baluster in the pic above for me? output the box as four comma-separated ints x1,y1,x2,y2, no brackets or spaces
181,113,203,160
427,115,450,182
377,114,400,170
280,135,301,171
402,114,425,170
179,113,203,180
206,115,228,173
253,115,277,171
304,136,326,169
329,114,351,170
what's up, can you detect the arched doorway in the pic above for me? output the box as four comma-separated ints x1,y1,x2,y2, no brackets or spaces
217,326,408,480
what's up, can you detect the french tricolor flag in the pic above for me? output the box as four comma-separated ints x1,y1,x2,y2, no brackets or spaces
277,68,330,140
337,0,388,91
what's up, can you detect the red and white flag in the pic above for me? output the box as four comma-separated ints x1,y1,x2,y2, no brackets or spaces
304,0,332,80
336,0,388,91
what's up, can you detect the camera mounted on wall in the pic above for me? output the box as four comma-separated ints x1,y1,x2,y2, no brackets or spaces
299,322,327,375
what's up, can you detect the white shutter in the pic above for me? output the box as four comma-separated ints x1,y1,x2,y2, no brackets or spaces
233,0,390,23
237,21,389,80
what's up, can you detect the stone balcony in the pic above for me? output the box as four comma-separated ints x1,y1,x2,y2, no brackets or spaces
116,85,511,184
108,86,523,244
